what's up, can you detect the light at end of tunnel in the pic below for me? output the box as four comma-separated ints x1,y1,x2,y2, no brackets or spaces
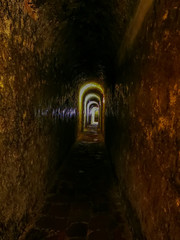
91,107,99,125
79,83,103,115
84,93,100,108
78,81,105,134
79,82,104,104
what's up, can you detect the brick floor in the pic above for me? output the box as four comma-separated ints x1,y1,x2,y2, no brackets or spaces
26,130,132,240
66,222,88,237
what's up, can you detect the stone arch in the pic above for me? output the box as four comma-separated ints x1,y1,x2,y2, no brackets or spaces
78,81,105,134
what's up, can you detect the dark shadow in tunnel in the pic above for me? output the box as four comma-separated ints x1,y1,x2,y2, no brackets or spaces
105,115,147,240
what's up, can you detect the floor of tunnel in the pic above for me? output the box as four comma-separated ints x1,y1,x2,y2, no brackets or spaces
26,127,132,240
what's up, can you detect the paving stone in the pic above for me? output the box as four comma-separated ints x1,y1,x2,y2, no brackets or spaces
89,214,115,230
74,194,91,202
87,230,111,240
27,131,132,240
91,194,110,212
114,226,127,240
93,200,110,212
46,237,59,240
36,216,67,231
46,231,67,240
47,204,70,218
68,238,85,240
25,229,47,240
66,222,88,237
69,202,92,222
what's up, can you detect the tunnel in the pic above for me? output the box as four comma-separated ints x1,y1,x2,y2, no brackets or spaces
78,82,105,134
0,0,179,240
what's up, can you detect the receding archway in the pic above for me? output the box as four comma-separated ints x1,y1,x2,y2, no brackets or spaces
78,82,105,134
90,106,99,125
86,101,99,126
83,93,100,129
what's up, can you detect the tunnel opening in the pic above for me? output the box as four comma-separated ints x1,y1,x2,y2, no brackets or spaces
86,100,99,126
78,82,105,135
83,92,101,131
88,103,99,126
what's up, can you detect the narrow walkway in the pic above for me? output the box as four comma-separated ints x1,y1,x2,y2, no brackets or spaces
26,127,132,240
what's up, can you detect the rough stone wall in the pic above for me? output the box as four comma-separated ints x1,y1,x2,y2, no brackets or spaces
0,1,76,239
106,0,180,239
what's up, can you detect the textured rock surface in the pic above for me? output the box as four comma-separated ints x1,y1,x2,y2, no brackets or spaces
25,129,132,240
0,0,179,239
0,1,76,239
106,0,180,239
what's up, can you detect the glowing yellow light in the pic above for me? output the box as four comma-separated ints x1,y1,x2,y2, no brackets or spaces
78,81,105,134
84,93,100,128
87,101,99,112
87,101,99,123
79,82,104,103
84,93,100,111
91,107,99,125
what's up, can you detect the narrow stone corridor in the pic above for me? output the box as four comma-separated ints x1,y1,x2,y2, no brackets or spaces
0,1,179,239
26,127,132,240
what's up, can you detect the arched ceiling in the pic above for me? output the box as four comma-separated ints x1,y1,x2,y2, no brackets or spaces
33,0,139,85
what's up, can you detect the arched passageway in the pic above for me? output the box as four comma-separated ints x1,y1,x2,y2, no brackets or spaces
78,82,105,135
89,106,99,125
0,1,179,240
86,101,99,126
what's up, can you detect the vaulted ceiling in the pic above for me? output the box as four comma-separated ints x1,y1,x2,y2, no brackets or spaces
32,0,138,84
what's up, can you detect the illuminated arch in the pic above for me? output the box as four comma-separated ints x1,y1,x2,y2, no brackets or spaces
78,81,105,134
90,107,99,125
84,93,100,128
79,82,104,103
87,101,99,124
